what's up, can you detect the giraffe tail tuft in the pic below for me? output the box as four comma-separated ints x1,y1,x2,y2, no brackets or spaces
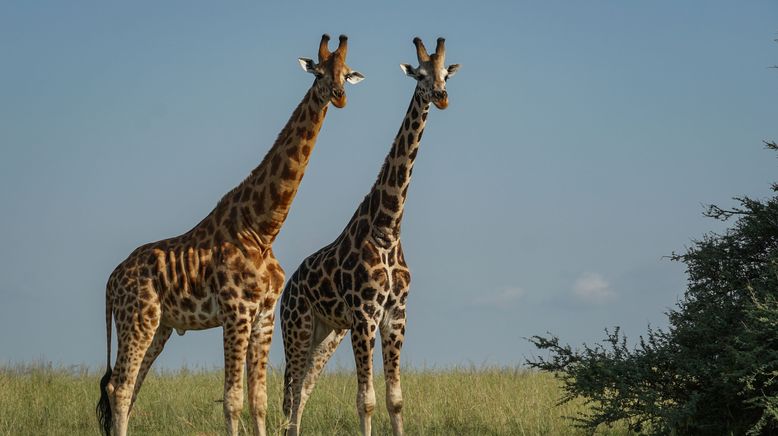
96,291,113,435
96,367,112,435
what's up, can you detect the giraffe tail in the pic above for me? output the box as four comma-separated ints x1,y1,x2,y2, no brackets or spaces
96,291,113,436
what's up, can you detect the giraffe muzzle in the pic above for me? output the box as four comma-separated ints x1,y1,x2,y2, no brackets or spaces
432,91,449,110
331,88,346,108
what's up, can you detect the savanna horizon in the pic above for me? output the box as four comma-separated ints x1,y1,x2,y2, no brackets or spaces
0,362,628,435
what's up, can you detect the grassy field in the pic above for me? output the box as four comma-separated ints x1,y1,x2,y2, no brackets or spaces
0,364,627,435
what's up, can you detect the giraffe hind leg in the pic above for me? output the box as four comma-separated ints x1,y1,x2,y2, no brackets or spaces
286,318,347,436
281,293,314,436
301,319,347,415
109,305,160,436
130,324,172,412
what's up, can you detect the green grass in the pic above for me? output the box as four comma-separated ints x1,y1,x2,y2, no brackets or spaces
0,363,628,435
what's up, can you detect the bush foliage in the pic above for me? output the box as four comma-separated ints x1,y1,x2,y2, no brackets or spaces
528,142,778,435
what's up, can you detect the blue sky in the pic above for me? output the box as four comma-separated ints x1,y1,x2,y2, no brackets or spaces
1,1,777,370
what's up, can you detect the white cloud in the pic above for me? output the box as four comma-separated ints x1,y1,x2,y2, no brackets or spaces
573,272,614,302
474,286,526,307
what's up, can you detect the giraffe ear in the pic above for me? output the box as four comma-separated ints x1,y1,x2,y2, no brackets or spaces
400,64,420,79
446,64,461,78
298,58,323,77
346,71,365,85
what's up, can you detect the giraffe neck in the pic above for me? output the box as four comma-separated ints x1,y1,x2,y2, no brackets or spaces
351,91,430,244
210,85,329,246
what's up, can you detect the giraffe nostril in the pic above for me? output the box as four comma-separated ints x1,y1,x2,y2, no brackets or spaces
431,90,447,100
332,89,344,98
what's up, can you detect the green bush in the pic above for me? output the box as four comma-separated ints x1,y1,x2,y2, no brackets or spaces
528,143,778,435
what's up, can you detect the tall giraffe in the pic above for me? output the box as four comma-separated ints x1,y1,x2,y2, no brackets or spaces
279,37,459,436
96,34,364,436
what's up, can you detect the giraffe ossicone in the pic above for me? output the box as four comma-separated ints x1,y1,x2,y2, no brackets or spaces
95,33,363,436
280,36,459,436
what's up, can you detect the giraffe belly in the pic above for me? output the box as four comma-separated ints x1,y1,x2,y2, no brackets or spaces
311,296,352,329
162,312,221,333
160,292,221,333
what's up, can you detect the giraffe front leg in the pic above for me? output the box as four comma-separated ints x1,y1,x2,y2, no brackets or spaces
222,317,251,436
380,314,407,436
351,317,378,436
247,307,276,436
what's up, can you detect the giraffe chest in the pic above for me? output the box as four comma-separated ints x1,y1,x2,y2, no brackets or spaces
343,243,409,310
304,241,410,328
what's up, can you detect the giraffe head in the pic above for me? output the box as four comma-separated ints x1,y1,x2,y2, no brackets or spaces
400,37,460,110
298,34,364,108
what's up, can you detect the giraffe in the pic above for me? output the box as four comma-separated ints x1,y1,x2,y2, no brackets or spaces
279,37,459,436
95,34,364,436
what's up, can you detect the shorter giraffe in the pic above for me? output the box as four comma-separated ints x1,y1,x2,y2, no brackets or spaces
280,37,459,436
